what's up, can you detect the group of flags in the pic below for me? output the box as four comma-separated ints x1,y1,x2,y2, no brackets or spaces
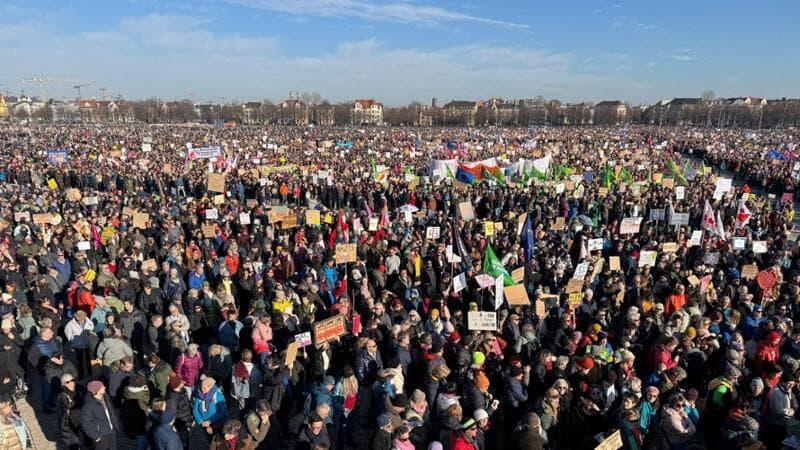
702,199,752,240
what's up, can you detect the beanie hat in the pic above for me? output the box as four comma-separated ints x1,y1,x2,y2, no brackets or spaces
87,380,104,395
685,327,697,339
472,351,486,366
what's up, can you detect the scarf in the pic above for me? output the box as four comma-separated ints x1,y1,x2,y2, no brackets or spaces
233,361,250,381
197,385,217,411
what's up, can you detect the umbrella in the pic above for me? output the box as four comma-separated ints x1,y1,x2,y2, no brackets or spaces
576,215,593,226
398,204,419,213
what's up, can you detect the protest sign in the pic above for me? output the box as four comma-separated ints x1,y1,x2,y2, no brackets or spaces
453,272,467,293
314,315,347,344
132,212,149,229
426,226,441,240
65,188,82,202
609,256,621,272
741,264,758,280
504,284,529,306
752,241,767,254
594,430,622,450
568,292,583,307
662,242,678,253
467,311,497,331
306,210,320,226
285,341,300,366
458,202,475,221
294,332,313,348
484,221,494,236
733,237,746,250
675,186,685,200
239,213,251,225
689,230,703,246
202,224,216,238
335,243,357,264
620,217,642,234
649,208,665,221
205,208,218,220
566,278,583,294
207,173,226,193
573,262,590,280
588,238,604,252
141,259,157,273
638,250,658,267
552,217,566,231
670,212,689,226
511,267,525,283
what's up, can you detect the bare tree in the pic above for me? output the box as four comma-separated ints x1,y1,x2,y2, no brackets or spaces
702,90,715,102
299,91,324,106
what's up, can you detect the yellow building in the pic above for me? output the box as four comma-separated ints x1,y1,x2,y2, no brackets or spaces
0,96,7,119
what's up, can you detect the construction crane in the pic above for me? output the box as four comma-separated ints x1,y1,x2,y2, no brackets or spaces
21,77,82,101
98,87,108,101
73,83,91,101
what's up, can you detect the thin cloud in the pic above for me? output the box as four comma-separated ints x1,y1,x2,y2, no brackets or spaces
224,0,528,29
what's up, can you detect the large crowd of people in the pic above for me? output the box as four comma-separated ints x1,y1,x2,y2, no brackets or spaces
0,123,799,450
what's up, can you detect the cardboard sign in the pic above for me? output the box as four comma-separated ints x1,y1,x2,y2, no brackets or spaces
534,298,547,318
619,217,642,234
65,188,82,202
504,284,529,306
467,311,497,331
741,264,758,280
335,243,357,264
306,210,321,226
752,241,767,254
202,224,216,238
662,178,675,189
511,267,525,283
426,227,441,240
207,173,226,193
32,213,52,225
285,341,300,366
638,250,658,268
687,275,700,286
132,212,149,230
609,256,621,272
281,215,298,229
122,207,136,218
662,242,678,253
314,314,347,343
565,278,583,294
552,217,566,231
567,292,583,307
458,202,475,221
141,259,158,273
213,194,225,205
595,430,622,450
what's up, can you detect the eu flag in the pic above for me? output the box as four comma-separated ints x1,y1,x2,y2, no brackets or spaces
455,166,474,184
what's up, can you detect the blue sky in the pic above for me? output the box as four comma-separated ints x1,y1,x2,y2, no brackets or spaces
0,0,798,105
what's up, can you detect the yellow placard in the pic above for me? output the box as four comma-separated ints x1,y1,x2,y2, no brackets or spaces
47,178,58,190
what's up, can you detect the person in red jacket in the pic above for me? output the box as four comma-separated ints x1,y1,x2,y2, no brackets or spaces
451,419,479,450
754,330,782,376
74,280,96,314
664,284,687,317
648,336,679,375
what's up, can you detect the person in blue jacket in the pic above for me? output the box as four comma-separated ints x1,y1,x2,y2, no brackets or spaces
193,376,227,437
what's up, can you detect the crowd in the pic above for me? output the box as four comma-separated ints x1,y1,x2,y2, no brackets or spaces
0,123,798,450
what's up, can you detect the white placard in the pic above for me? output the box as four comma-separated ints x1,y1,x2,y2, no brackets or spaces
446,245,461,264
752,241,767,254
670,212,690,226
494,275,504,310
77,241,91,251
573,262,590,280
733,237,746,250
689,230,703,246
467,311,497,331
453,272,467,294
426,227,441,240
239,213,251,225
638,250,658,268
206,208,218,220
369,217,379,231
294,332,313,348
675,186,685,200
588,238,604,252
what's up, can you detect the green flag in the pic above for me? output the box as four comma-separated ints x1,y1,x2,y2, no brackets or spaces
601,165,614,189
619,167,633,184
370,158,377,175
483,243,514,286
665,159,687,185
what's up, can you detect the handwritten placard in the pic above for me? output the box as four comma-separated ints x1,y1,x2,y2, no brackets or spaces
314,315,347,344
504,284,529,306
207,173,226,193
467,311,497,331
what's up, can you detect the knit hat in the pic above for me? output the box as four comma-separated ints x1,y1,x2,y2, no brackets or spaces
685,327,697,339
377,413,392,428
449,331,461,342
768,331,782,343
461,418,477,430
410,389,426,404
168,376,183,390
589,323,602,334
430,308,439,319
87,380,104,395
472,351,486,366
474,409,489,421
577,356,595,371
474,371,490,390
751,377,764,392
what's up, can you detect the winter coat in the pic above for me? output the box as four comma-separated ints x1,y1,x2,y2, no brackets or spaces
81,394,121,441
165,387,194,430
210,433,255,450
174,352,204,388
148,361,174,397
765,384,798,427
660,406,696,445
295,425,331,450
121,385,151,437
355,349,383,385
262,365,289,413
64,317,94,349
192,385,227,426
96,337,133,367
152,422,183,450
57,387,84,446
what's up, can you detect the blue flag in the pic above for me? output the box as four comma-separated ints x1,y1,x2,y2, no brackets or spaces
455,166,474,184
521,213,535,264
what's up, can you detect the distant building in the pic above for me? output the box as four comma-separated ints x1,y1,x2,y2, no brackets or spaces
242,101,263,124
443,100,477,126
313,104,335,126
278,99,309,125
594,100,627,124
351,99,383,125
416,106,433,126
0,96,7,119
558,103,594,125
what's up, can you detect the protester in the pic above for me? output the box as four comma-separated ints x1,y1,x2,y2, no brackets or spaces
2,124,800,449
